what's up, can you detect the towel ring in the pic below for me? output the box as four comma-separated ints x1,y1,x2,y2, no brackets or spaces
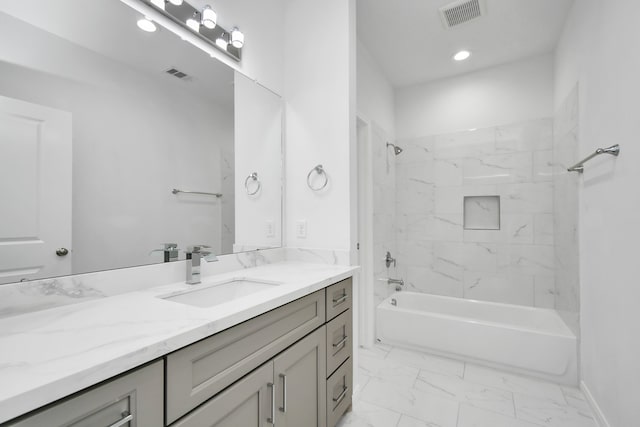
307,164,328,191
245,172,261,196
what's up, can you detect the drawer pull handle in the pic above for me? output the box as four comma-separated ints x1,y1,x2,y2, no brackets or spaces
108,412,133,427
332,336,348,349
332,294,348,305
279,373,287,413
333,386,348,404
268,382,276,425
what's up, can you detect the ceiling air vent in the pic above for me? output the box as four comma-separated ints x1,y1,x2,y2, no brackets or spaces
164,67,191,80
439,0,485,29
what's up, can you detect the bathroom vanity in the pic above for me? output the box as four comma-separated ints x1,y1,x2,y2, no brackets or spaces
0,264,354,427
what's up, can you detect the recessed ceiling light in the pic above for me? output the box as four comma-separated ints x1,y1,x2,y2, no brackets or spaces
137,18,157,32
453,50,471,61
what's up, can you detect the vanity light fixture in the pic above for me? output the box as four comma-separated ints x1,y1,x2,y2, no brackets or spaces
137,0,244,61
201,5,217,29
150,0,165,10
453,50,471,61
186,12,200,32
137,17,157,32
231,27,244,48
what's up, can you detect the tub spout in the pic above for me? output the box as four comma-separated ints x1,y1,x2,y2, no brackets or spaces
387,278,404,291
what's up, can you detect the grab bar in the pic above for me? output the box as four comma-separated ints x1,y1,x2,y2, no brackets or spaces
567,144,620,173
172,188,222,198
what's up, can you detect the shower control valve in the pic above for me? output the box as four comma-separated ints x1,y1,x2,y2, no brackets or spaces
384,251,396,268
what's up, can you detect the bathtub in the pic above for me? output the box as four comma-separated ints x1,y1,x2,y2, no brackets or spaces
376,292,577,385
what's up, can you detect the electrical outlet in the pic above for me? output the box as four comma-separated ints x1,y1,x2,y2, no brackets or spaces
295,220,307,238
265,220,275,238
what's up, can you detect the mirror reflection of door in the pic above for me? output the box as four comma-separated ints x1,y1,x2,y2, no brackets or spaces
0,95,72,284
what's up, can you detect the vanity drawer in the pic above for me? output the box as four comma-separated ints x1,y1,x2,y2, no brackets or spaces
166,290,325,424
325,277,352,321
7,361,163,427
326,309,352,377
326,358,352,427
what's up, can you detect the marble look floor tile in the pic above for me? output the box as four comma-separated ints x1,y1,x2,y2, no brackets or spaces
513,392,597,427
385,347,465,377
360,378,459,427
458,404,540,427
359,353,420,387
414,369,515,417
360,344,392,359
336,400,402,427
397,414,434,427
561,386,592,412
463,364,565,402
357,369,372,392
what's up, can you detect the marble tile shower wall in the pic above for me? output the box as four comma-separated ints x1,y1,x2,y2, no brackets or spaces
372,123,398,305
394,119,556,308
553,87,580,334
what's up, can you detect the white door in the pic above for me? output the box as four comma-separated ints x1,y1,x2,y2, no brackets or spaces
0,95,72,284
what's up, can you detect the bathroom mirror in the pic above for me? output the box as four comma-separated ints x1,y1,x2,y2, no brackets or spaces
0,0,283,284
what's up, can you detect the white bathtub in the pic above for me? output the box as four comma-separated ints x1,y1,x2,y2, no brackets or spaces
376,292,577,385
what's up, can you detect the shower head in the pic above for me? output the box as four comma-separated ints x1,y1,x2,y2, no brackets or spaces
386,142,403,155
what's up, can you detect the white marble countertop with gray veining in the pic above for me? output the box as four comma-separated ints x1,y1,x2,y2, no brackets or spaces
0,261,357,424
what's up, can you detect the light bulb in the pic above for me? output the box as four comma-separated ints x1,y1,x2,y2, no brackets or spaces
167,0,183,5
202,6,217,29
231,28,244,48
150,0,165,10
453,50,471,61
216,35,228,50
137,17,157,32
186,14,200,32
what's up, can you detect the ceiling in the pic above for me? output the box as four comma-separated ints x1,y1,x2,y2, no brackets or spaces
0,0,234,106
357,0,575,88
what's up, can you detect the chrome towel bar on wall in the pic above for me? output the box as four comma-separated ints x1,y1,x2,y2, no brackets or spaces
567,144,620,172
172,188,222,198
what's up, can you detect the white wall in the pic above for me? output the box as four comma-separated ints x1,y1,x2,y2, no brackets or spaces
283,0,356,251
555,1,640,425
234,73,283,250
395,54,554,138
357,40,396,138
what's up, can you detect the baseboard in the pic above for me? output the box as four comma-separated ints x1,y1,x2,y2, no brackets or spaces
580,381,611,427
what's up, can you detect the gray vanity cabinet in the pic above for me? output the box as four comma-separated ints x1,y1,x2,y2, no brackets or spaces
274,326,327,427
7,361,163,427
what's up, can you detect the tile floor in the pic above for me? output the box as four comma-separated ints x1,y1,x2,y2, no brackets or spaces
337,344,597,427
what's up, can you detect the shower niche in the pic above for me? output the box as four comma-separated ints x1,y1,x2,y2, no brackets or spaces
463,195,500,230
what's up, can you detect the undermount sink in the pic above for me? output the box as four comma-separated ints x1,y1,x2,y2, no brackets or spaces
161,278,283,308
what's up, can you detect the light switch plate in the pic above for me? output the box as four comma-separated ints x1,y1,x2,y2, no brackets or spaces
265,220,275,238
295,220,307,238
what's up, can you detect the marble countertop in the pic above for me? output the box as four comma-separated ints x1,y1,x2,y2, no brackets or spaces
0,261,357,424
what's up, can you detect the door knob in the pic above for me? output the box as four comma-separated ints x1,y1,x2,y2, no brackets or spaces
56,248,69,256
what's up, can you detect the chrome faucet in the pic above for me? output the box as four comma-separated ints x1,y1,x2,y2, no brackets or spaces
185,245,218,285
387,278,404,291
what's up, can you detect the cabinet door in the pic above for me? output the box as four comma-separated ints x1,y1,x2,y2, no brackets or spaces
8,361,163,427
274,326,327,427
171,361,275,427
